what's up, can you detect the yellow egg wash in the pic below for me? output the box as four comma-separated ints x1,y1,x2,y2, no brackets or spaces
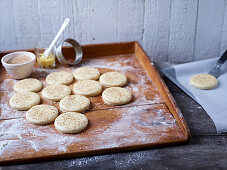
36,53,55,68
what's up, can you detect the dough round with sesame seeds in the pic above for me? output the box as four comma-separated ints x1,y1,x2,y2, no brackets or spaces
46,71,73,85
73,67,100,80
190,74,218,90
42,85,71,101
26,105,58,125
73,80,102,97
99,72,127,87
60,95,90,113
54,112,88,134
102,87,132,105
9,92,40,110
14,78,43,92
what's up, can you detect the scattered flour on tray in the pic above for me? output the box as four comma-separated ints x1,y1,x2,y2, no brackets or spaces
80,56,163,104
93,105,178,149
0,78,16,93
0,79,22,119
0,105,179,157
0,118,82,156
0,55,173,159
81,56,138,73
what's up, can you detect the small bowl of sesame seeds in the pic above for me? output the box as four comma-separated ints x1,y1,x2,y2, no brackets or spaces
1,51,36,79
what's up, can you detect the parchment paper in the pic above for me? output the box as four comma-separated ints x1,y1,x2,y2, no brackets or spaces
161,58,227,133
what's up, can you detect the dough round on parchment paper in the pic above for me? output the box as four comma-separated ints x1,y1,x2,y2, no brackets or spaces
42,85,71,101
54,112,88,134
9,92,40,110
59,95,90,113
26,105,58,125
73,67,100,80
46,71,74,85
190,74,218,90
102,87,132,105
14,78,42,92
99,72,127,87
73,80,102,97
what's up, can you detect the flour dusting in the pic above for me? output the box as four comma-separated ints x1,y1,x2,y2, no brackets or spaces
0,78,16,92
0,79,23,119
81,56,137,73
94,105,179,149
0,104,180,158
0,54,183,162
0,118,82,157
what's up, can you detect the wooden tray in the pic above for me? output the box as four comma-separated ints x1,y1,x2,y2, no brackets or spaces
0,42,190,165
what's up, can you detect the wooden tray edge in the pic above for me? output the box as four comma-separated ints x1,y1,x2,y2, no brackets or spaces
134,42,191,140
0,137,189,166
0,41,136,58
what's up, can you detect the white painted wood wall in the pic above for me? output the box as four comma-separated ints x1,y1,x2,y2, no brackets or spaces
1,0,227,63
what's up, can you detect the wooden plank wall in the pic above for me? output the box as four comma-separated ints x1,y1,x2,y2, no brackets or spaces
0,0,226,63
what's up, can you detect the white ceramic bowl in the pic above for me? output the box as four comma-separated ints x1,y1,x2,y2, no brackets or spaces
1,51,36,79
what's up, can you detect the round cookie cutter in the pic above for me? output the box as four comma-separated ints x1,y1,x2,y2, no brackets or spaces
56,38,83,65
